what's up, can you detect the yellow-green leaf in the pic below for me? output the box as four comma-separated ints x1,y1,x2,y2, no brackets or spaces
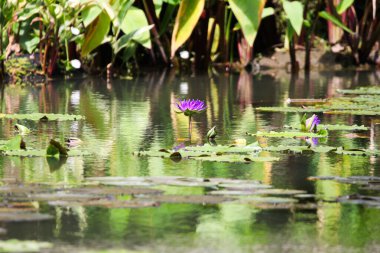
228,0,266,46
171,0,205,57
81,11,110,56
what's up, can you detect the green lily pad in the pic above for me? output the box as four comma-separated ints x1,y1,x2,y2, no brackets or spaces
256,107,326,113
248,129,328,138
0,240,52,252
183,143,261,153
3,149,84,157
335,147,380,156
192,155,279,163
0,135,25,151
0,113,84,121
285,124,369,131
337,87,380,95
324,110,380,116
262,145,336,153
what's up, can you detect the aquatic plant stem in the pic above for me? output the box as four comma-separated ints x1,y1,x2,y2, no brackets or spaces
189,115,192,140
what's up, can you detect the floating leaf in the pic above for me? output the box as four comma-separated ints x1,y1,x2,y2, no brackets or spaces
184,143,261,153
0,113,84,121
247,130,328,138
1,136,24,151
285,124,369,131
256,107,326,113
337,87,380,95
192,155,279,163
324,110,380,116
0,240,52,252
4,149,84,157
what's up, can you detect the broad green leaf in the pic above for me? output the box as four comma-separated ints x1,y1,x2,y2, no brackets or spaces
228,0,266,45
319,11,354,34
171,0,205,57
114,25,154,54
82,5,102,27
120,7,152,49
81,11,110,56
82,0,119,27
262,7,275,19
336,0,354,14
283,0,304,36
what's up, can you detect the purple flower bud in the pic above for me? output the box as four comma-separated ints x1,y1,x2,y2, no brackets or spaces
305,114,320,132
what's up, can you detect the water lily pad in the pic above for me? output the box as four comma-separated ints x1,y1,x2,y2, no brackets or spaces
337,87,380,95
48,199,159,208
192,155,279,163
0,240,52,252
335,147,380,156
218,183,272,190
256,107,326,113
324,110,380,116
0,113,84,121
3,149,84,157
69,186,164,196
0,212,53,222
285,124,369,131
183,143,262,153
148,195,234,204
262,145,336,153
248,130,328,138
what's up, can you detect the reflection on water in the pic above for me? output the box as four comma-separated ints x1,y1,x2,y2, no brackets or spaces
0,69,380,252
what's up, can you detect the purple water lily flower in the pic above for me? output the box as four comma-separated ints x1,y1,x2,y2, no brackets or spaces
305,114,320,132
175,99,206,139
176,99,207,116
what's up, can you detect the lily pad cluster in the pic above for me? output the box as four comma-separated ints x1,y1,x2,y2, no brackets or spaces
308,176,380,208
0,176,314,210
256,86,380,115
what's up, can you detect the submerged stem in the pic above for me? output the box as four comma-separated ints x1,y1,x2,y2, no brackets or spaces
188,115,192,140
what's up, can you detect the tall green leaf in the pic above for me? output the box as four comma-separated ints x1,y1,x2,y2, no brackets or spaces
336,0,354,15
81,12,110,56
319,11,354,34
171,0,205,57
120,7,152,49
283,0,304,36
228,0,266,46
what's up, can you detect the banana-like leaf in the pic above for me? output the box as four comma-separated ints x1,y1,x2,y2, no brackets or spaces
283,0,304,36
171,0,205,57
114,25,154,55
228,0,266,46
120,7,152,49
81,12,110,56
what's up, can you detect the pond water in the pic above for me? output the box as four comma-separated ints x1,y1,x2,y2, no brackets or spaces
0,69,380,252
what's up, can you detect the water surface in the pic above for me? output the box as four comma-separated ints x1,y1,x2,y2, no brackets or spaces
0,69,380,252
